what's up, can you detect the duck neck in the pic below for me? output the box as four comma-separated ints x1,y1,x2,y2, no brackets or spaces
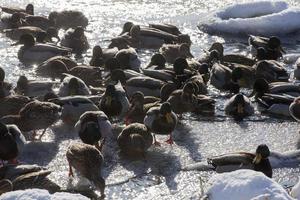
254,158,272,178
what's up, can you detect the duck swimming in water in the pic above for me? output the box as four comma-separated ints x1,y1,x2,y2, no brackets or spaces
58,75,91,97
48,10,89,30
13,34,71,66
66,142,105,198
144,102,177,145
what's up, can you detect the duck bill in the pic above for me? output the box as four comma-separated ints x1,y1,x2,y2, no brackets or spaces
237,104,244,114
253,153,262,164
105,96,112,106
165,113,173,123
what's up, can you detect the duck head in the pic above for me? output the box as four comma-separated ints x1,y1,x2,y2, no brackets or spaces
233,93,246,116
25,4,34,15
68,77,80,95
253,144,270,164
268,36,281,50
0,67,5,82
120,21,134,35
147,53,166,69
252,78,269,98
256,47,267,61
129,133,146,157
179,43,193,58
92,46,103,59
12,34,35,47
173,57,188,75
160,102,173,123
81,121,101,145
104,85,116,106
129,25,141,38
73,26,85,39
130,91,144,109
209,42,224,57
16,75,29,93
209,50,221,65
198,63,210,83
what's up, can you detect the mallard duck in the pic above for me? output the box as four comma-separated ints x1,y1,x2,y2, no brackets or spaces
0,4,34,15
207,144,272,178
231,65,256,88
0,95,31,118
4,26,59,42
58,75,91,97
125,91,159,125
14,75,56,98
256,93,294,117
1,100,61,140
66,142,105,198
251,78,300,98
49,96,99,126
159,43,193,64
225,93,254,121
141,68,174,82
60,27,90,55
167,82,197,115
115,47,141,71
289,97,300,121
210,63,233,91
100,83,130,119
0,67,13,97
117,123,153,158
185,73,208,95
75,111,112,150
37,55,77,72
145,53,166,69
249,35,284,60
36,59,69,80
48,10,88,30
13,34,71,66
0,164,60,193
144,102,177,145
89,45,118,67
24,15,56,30
254,60,288,82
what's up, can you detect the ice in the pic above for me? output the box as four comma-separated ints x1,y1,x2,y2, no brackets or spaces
206,169,293,200
199,1,300,36
0,189,89,200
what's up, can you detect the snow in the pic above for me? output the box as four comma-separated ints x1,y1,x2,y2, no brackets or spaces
199,1,300,36
206,169,294,200
0,189,89,200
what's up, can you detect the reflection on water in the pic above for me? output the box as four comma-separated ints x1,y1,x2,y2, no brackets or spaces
1,0,300,198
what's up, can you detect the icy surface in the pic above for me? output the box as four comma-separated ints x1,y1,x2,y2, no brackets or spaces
0,189,89,200
199,1,300,36
206,170,293,200
0,0,300,199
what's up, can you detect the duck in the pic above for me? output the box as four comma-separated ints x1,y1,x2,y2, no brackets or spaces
0,122,19,164
0,164,60,193
89,45,118,67
0,67,13,97
58,74,91,97
37,55,78,73
289,97,300,121
249,35,284,60
0,4,34,15
145,53,166,70
115,47,141,71
49,96,99,126
256,93,294,117
13,34,71,66
224,93,254,121
251,78,300,98
207,144,272,178
100,83,130,119
24,15,56,30
48,10,88,30
0,95,31,118
4,26,59,42
66,142,105,198
231,65,256,89
14,75,56,98
185,73,208,95
0,12,27,29
125,91,159,125
294,57,300,80
60,26,90,55
159,43,193,64
68,65,103,87
75,111,112,150
141,68,174,82
36,59,69,80
254,60,288,83
209,62,233,91
117,123,153,158
144,102,177,145
0,100,61,140
192,94,216,115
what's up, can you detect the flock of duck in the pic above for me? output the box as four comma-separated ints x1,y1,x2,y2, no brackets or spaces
1,3,300,199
